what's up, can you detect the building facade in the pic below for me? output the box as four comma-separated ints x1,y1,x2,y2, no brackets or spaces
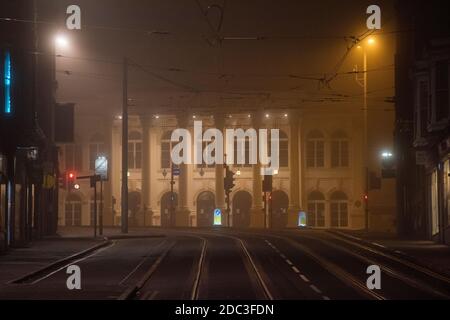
57,103,396,231
395,0,450,243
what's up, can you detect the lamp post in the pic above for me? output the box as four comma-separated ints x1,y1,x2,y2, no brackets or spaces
355,37,376,232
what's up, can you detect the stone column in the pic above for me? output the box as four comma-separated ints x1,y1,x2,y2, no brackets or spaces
214,113,226,225
140,115,153,226
175,113,190,227
287,110,302,227
251,111,264,228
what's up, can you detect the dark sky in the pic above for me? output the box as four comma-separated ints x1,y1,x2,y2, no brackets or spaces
47,0,396,116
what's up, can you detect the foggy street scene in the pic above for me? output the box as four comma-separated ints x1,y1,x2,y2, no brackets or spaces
0,0,450,313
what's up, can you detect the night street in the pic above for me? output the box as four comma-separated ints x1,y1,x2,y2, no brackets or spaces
1,228,450,300
1,0,450,314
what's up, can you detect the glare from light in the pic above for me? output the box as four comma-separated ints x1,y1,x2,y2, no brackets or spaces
55,34,69,48
74,184,80,190
381,151,393,159
284,114,288,118
367,37,376,46
236,170,241,176
155,115,160,119
265,114,270,118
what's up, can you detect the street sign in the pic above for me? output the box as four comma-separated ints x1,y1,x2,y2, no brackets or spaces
298,212,307,227
214,209,222,226
95,156,108,181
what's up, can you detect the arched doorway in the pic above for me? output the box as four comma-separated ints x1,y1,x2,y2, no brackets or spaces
232,191,252,228
160,192,178,227
196,191,215,227
65,194,82,226
271,190,289,229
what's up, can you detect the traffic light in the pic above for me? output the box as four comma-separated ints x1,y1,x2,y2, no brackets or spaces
263,175,273,192
224,167,235,193
67,171,76,190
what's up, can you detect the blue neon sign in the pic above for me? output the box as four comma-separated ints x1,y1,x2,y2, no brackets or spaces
4,51,11,114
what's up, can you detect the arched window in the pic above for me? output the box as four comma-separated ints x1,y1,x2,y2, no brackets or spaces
89,133,106,170
65,194,82,226
161,131,174,169
306,131,325,168
330,191,348,228
331,131,349,168
307,191,325,227
128,131,142,170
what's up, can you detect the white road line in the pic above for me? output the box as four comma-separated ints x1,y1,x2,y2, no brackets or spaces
280,254,287,259
310,285,322,294
291,266,300,273
285,259,293,266
372,242,386,249
323,296,331,300
300,275,310,283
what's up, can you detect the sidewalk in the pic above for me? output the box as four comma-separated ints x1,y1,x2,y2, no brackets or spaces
0,227,165,287
338,230,450,277
0,238,102,286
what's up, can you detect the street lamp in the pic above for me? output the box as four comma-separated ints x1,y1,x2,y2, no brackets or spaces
55,34,69,49
355,36,377,233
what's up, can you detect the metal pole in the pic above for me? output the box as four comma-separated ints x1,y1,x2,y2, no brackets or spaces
99,180,103,236
121,57,129,234
363,49,369,232
94,179,97,238
170,164,174,227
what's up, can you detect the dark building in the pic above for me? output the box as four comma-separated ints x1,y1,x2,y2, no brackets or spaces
395,0,450,243
0,0,60,250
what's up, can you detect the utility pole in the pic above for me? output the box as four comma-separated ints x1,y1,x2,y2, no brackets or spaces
121,57,129,234
170,163,175,227
99,179,103,236
363,50,369,233
355,48,370,233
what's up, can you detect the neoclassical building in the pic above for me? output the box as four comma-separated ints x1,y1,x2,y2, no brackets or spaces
57,106,396,231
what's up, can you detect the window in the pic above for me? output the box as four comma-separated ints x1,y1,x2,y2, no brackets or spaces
331,131,349,168
279,131,289,168
307,191,325,227
435,60,449,121
415,80,430,139
330,191,348,228
197,131,215,168
128,131,142,170
306,131,324,168
234,131,256,168
65,194,82,226
89,133,105,170
65,144,82,171
161,131,174,169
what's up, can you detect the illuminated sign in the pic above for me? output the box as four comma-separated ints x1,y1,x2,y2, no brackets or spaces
95,156,108,181
298,212,307,227
213,209,222,226
4,51,11,114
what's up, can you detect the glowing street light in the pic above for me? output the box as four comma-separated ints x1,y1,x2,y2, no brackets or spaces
55,34,69,49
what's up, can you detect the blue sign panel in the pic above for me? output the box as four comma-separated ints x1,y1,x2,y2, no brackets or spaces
214,208,222,226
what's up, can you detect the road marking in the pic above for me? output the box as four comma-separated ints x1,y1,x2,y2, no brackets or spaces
323,296,331,300
280,254,287,259
310,285,322,294
372,242,386,249
300,275,310,283
291,266,300,273
285,259,293,266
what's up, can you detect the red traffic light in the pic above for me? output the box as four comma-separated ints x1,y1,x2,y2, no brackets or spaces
68,172,75,179
363,194,368,201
